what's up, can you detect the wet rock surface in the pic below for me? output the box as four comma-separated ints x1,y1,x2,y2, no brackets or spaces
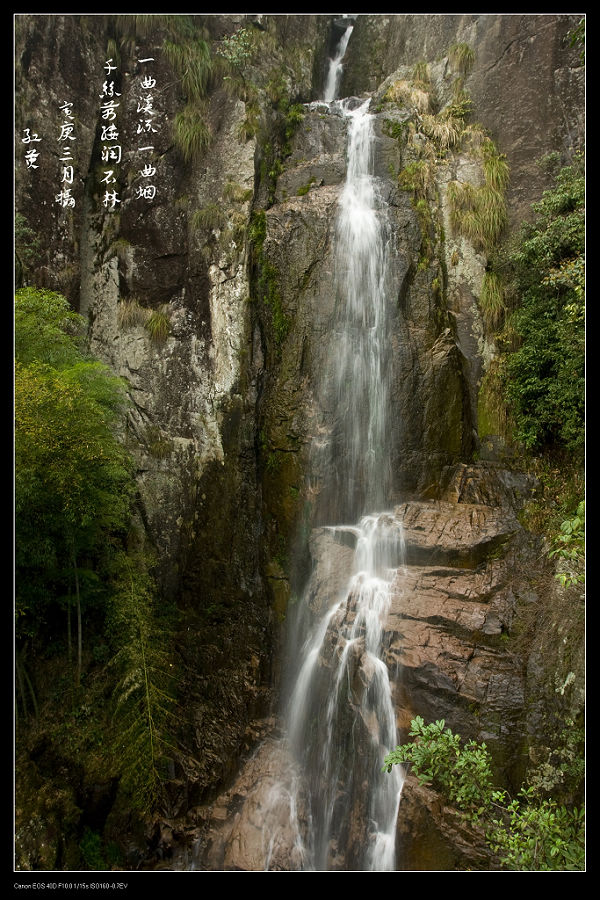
341,14,584,227
174,463,544,870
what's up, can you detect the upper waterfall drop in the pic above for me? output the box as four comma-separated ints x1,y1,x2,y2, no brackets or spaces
322,17,355,102
308,95,395,525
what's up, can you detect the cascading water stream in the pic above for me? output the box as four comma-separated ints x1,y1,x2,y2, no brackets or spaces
286,515,405,870
324,97,394,523
276,81,405,871
322,18,354,103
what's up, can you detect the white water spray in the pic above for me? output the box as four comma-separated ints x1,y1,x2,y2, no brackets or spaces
279,96,405,871
328,99,393,521
323,19,354,102
287,514,405,870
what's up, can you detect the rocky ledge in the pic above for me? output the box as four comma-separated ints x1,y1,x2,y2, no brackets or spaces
158,463,542,870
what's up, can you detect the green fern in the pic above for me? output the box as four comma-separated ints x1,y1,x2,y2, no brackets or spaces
108,552,177,813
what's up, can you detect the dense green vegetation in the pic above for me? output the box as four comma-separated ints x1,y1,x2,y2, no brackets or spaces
549,500,585,587
384,717,585,870
476,150,585,573
15,290,134,670
383,38,584,480
500,153,585,457
15,288,177,867
381,54,585,856
479,17,585,490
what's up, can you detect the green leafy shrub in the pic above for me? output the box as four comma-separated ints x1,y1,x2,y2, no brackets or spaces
502,155,584,454
384,717,585,870
383,716,494,818
15,287,85,367
549,500,585,586
15,289,134,687
216,25,256,76
488,788,585,871
79,827,106,870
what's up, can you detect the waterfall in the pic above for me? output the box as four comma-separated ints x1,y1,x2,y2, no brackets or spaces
286,515,405,870
322,18,354,102
322,98,394,523
275,63,405,871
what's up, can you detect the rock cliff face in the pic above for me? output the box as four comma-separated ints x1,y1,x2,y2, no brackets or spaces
341,14,584,227
15,13,584,870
